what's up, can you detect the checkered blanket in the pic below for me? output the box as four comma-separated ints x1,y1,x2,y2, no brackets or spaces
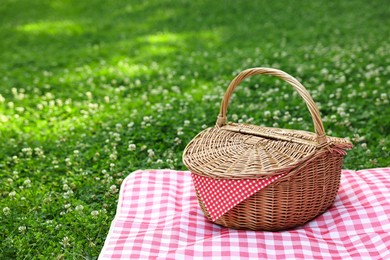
99,168,390,259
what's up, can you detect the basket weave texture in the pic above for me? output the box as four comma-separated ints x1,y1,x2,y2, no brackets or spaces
183,67,353,231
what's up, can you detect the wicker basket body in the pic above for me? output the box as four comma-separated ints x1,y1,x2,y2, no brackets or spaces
183,68,352,231
197,153,344,231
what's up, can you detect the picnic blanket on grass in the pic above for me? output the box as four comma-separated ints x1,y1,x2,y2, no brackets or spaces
99,168,390,259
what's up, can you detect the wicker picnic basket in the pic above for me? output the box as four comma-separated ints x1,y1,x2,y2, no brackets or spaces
183,67,353,231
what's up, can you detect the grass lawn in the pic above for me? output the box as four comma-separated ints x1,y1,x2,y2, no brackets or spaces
0,0,389,258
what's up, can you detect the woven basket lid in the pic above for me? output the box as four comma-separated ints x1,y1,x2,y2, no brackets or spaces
183,68,353,179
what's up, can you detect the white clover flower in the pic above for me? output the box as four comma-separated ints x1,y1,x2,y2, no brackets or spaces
65,158,72,166
63,190,73,199
15,106,24,112
61,236,70,247
63,184,70,191
177,128,184,136
184,120,190,126
22,147,33,157
105,174,113,183
114,134,121,142
9,191,16,198
171,85,181,93
174,137,181,145
109,154,117,161
246,117,254,123
75,205,84,211
3,207,10,215
43,196,52,203
34,148,45,158
0,114,9,123
115,123,122,131
109,185,118,193
128,144,136,151
369,159,378,165
91,210,99,218
85,92,93,99
361,143,367,149
23,179,31,188
56,99,63,106
18,226,26,233
0,94,5,103
88,103,98,111
156,159,163,164
64,204,71,209
166,159,173,165
147,149,155,158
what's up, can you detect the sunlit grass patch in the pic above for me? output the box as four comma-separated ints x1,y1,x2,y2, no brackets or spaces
17,20,84,35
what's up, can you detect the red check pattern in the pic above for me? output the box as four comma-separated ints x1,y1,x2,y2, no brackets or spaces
192,173,286,221
99,168,390,260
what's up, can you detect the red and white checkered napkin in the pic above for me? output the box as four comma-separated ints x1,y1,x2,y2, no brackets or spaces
192,173,285,221
99,168,390,260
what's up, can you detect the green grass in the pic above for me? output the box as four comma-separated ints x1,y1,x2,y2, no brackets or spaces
0,0,389,258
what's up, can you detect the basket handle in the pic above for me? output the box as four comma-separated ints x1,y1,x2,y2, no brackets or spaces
216,67,327,145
